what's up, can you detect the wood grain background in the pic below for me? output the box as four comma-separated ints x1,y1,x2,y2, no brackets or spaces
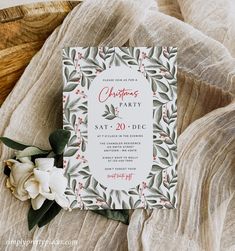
0,1,81,105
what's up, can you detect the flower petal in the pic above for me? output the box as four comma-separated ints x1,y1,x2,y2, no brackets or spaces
35,158,54,171
13,189,29,201
14,173,34,200
34,169,50,193
24,178,40,199
18,157,34,165
5,159,17,168
41,191,55,201
6,178,11,188
31,195,46,210
5,159,34,201
49,168,67,194
8,161,34,185
55,194,69,209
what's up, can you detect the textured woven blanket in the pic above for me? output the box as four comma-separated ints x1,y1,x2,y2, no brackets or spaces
0,0,235,250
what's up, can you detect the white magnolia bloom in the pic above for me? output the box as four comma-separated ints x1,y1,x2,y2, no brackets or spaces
5,157,69,210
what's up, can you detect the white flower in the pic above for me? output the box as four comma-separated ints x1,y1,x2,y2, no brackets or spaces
5,157,34,201
5,157,69,210
26,158,69,210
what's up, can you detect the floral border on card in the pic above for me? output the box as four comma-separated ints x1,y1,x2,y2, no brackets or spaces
62,47,177,209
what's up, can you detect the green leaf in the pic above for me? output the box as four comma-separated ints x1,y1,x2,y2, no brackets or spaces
164,203,174,209
154,107,162,124
122,55,133,60
159,157,171,166
70,200,78,209
64,67,69,81
148,175,155,188
84,47,90,59
153,145,157,156
151,80,157,92
110,104,115,115
134,199,141,208
128,190,138,195
157,80,168,92
70,78,81,82
72,179,77,191
81,139,86,152
135,49,140,61
64,61,73,66
91,47,98,59
83,70,93,75
64,84,77,92
164,72,173,80
0,137,29,150
38,203,62,228
105,104,110,112
63,47,70,58
156,145,169,157
16,146,48,158
49,129,71,155
147,199,157,204
71,49,76,62
148,47,154,58
155,171,163,188
81,75,86,87
129,47,134,56
156,47,162,58
159,92,171,101
78,105,87,111
119,47,129,54
69,70,77,80
94,210,129,225
153,100,164,108
4,166,11,177
64,148,77,157
28,200,54,230
152,165,164,172
147,70,157,75
128,61,138,65
105,114,116,120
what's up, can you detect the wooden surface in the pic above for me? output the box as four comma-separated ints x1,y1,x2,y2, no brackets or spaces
0,1,81,105
0,0,80,10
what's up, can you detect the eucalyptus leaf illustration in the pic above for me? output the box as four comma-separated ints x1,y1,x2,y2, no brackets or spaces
102,104,120,120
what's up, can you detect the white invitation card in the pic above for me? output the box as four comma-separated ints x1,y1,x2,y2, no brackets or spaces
63,47,177,209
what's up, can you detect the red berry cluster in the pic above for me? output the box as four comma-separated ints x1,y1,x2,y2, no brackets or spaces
77,52,83,60
162,105,168,119
75,89,86,99
63,160,67,168
141,52,147,59
96,69,102,74
142,181,147,189
78,182,83,190
76,154,87,164
162,170,168,184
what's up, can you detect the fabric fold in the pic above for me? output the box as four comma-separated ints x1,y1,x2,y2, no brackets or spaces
128,102,235,251
177,0,235,57
130,11,235,94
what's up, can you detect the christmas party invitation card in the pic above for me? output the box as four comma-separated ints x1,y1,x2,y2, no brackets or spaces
62,47,177,210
